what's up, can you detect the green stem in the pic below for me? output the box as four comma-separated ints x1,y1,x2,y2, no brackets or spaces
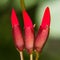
35,50,39,60
20,0,25,10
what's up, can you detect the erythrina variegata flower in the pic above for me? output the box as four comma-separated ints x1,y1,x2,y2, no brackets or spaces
22,10,34,54
11,8,24,51
35,7,50,52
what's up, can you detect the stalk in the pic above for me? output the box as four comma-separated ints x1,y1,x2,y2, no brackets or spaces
30,53,33,60
35,50,39,60
20,51,24,60
20,0,25,10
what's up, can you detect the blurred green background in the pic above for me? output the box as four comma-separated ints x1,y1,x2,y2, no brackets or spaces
0,0,60,60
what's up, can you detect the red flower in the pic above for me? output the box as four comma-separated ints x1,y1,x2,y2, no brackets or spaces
22,10,34,54
35,7,51,52
11,9,24,51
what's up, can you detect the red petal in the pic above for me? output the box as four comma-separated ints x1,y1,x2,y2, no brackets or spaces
22,10,33,28
11,8,24,51
35,26,49,52
13,26,24,51
24,27,34,54
35,7,51,52
11,8,19,28
22,10,34,54
41,7,50,28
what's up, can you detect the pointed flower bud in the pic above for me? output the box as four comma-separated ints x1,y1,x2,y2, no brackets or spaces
11,9,24,51
22,10,33,29
22,10,34,54
11,8,19,28
41,7,50,28
35,7,51,52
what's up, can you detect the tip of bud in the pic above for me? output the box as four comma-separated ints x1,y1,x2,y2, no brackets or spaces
11,8,19,28
41,7,50,28
22,10,33,28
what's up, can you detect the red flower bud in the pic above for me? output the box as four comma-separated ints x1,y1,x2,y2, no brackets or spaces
22,10,34,54
41,7,50,28
35,7,51,52
11,9,19,28
22,10,33,28
11,9,24,51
